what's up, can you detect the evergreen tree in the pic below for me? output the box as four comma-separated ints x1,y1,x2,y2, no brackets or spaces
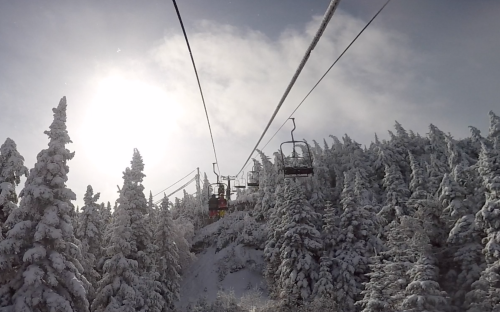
380,164,410,224
0,97,90,311
92,149,163,312
401,214,448,312
155,195,181,311
263,184,287,298
0,138,28,239
275,179,322,303
309,151,333,218
333,170,381,312
487,111,500,143
100,201,112,229
76,185,103,301
466,142,500,311
358,218,417,312
402,255,448,312
439,170,481,309
312,201,337,299
256,150,279,221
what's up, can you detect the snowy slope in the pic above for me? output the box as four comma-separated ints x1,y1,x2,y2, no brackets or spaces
177,212,268,311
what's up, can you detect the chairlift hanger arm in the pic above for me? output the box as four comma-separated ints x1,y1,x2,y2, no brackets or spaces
213,162,219,184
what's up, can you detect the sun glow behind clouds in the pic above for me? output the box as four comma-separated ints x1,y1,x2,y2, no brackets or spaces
80,76,182,175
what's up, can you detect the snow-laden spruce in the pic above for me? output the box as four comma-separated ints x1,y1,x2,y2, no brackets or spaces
380,163,410,224
312,201,337,299
76,185,103,301
0,137,29,240
91,149,163,312
155,195,181,312
275,179,322,303
0,97,90,312
332,170,382,312
263,184,287,298
439,167,484,310
466,141,500,311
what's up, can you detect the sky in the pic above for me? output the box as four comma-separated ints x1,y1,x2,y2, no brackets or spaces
0,0,499,207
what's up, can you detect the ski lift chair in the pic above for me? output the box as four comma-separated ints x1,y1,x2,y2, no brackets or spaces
234,173,246,189
247,170,259,187
279,118,314,178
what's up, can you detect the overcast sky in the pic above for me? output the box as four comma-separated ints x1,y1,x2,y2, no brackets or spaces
1,0,499,207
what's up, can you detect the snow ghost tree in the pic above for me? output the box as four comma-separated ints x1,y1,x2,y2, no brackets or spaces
275,179,322,304
92,149,164,312
0,97,90,311
154,195,181,311
76,185,103,301
0,137,29,239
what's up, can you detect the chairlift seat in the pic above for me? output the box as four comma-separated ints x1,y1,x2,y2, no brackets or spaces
283,166,314,177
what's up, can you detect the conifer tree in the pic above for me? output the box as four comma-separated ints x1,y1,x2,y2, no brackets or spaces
466,142,500,311
263,184,287,298
76,185,103,301
380,164,410,225
147,190,160,232
439,169,484,309
100,201,112,229
487,111,500,142
92,149,163,312
0,97,90,311
358,218,416,312
401,218,448,312
333,170,381,312
276,179,322,303
256,150,279,221
427,124,448,164
0,137,28,239
309,151,333,218
312,201,337,299
155,195,181,311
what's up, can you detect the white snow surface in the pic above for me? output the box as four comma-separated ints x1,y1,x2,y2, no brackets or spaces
177,212,267,311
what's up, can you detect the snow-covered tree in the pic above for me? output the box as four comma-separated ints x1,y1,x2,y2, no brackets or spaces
100,201,112,230
401,213,448,312
255,150,280,221
155,195,181,311
466,142,500,311
402,254,448,312
0,137,28,239
275,179,322,303
263,184,287,298
92,149,163,312
0,97,90,311
487,111,500,143
76,185,103,300
380,164,410,226
332,170,381,312
439,168,484,310
312,201,338,300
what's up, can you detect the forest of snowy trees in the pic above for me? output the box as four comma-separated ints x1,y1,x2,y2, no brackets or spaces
0,96,499,312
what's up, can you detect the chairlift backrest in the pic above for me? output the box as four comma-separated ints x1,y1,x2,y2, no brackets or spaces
279,118,314,178
247,170,259,187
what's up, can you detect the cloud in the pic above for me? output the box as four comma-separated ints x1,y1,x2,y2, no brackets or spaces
150,10,439,151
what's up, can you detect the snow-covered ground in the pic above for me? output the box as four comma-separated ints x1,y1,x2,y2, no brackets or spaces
177,212,268,311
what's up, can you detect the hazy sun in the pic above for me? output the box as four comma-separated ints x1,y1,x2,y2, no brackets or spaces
80,76,182,175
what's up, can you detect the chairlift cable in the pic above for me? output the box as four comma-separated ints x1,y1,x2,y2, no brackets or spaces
235,0,342,177
171,0,221,176
154,175,197,205
260,0,392,153
152,168,196,198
